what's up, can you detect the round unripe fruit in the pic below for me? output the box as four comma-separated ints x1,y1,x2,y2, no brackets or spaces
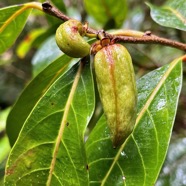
55,19,90,58
94,44,137,147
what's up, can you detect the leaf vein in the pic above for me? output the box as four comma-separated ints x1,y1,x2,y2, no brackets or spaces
89,158,114,167
146,109,159,167
131,134,146,186
86,137,111,151
61,140,81,185
164,6,186,24
116,162,126,186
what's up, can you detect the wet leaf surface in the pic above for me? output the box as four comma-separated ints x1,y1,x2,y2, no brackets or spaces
0,5,32,54
147,0,186,31
5,56,95,185
86,57,183,186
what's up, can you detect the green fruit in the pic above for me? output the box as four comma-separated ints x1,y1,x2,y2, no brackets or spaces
94,44,137,147
55,19,90,58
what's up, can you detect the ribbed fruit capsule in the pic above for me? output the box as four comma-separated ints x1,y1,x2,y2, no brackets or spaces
55,19,90,58
94,44,137,147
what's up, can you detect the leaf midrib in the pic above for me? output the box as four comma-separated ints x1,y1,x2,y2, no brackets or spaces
46,62,83,186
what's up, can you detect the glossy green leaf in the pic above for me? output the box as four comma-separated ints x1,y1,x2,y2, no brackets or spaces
147,0,186,31
5,56,95,185
86,57,183,185
6,55,78,146
6,56,75,146
31,35,62,76
83,0,127,27
0,5,32,54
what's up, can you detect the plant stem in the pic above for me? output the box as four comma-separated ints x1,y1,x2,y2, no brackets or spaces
42,2,70,21
42,2,186,52
113,34,186,51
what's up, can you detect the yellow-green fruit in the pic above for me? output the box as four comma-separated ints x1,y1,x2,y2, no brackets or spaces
94,44,137,147
55,19,90,58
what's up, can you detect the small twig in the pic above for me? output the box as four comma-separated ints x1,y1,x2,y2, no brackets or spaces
42,2,186,52
112,35,186,52
42,2,70,21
